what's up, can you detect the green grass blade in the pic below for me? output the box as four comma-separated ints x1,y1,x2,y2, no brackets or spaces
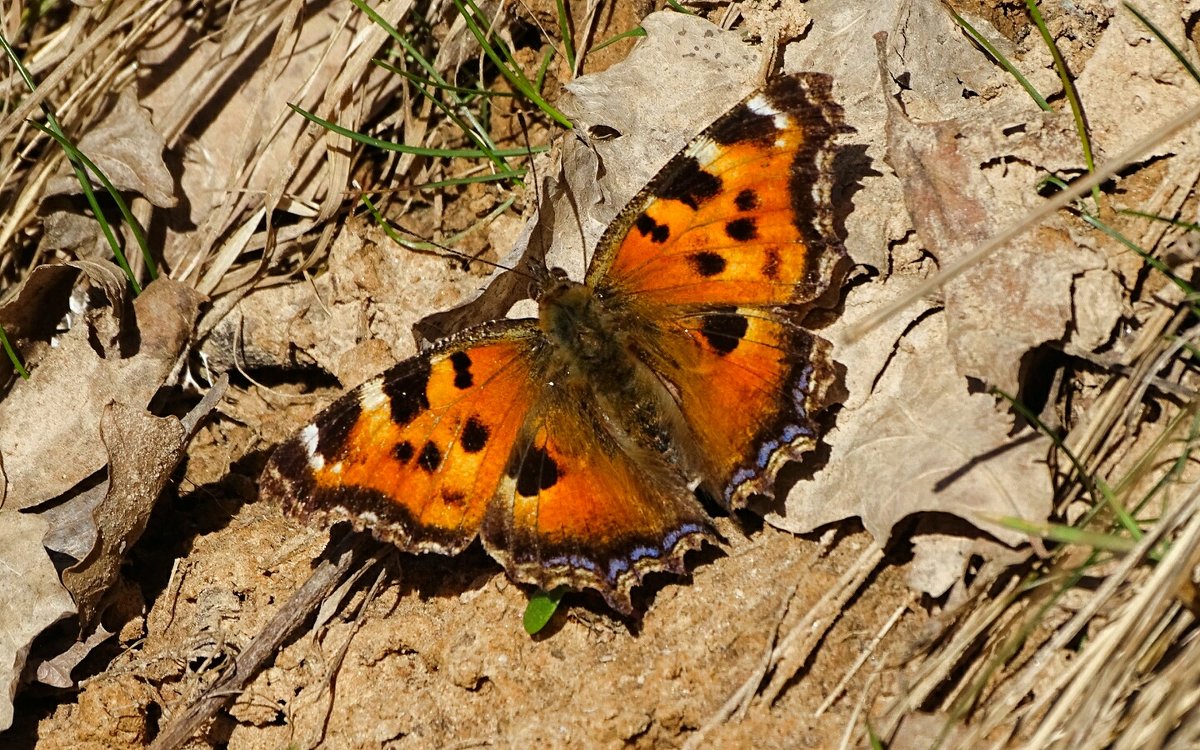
1124,3,1200,84
993,387,1140,539
1,32,155,293
0,324,29,380
1026,0,1100,203
361,193,515,256
350,0,448,85
555,0,576,73
592,26,647,52
949,8,1050,110
289,104,544,159
535,46,555,93
992,516,1139,554
1082,213,1200,314
1118,208,1200,233
452,0,572,128
27,121,149,294
405,170,528,190
374,62,516,98
351,0,511,168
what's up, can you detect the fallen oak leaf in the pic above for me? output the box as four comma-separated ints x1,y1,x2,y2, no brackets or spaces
61,376,229,628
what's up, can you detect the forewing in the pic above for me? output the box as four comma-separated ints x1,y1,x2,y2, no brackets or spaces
588,73,848,310
260,321,542,554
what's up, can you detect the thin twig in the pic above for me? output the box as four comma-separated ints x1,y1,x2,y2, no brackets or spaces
815,599,910,717
149,532,375,750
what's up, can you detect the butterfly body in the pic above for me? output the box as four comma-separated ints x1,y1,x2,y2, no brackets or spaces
262,74,848,613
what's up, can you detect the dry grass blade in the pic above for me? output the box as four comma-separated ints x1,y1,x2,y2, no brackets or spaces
1022,490,1200,748
683,544,885,750
844,97,1200,343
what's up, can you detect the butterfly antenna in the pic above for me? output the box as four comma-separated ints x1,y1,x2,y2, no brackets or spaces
517,111,555,289
520,109,589,275
388,217,541,284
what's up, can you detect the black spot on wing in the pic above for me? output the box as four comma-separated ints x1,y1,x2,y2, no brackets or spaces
417,442,443,472
509,445,560,497
700,310,749,356
735,189,759,211
383,360,432,425
393,440,415,463
654,157,721,210
708,103,780,146
461,417,489,453
449,351,473,389
689,251,726,278
634,213,670,243
725,217,758,241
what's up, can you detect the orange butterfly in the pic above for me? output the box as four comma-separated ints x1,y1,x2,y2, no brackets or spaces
261,73,848,614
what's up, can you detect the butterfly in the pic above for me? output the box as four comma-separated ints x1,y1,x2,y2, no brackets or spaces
260,73,848,615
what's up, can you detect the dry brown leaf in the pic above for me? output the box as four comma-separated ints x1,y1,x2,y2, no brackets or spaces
34,624,114,690
882,40,1109,395
757,5,1156,594
0,511,76,731
0,261,122,387
52,377,228,623
61,404,186,626
43,88,176,207
202,223,474,385
0,273,201,509
39,482,108,562
774,313,1053,566
1074,2,1194,162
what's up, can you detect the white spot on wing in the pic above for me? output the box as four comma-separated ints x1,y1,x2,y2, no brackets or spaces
359,379,387,411
300,424,324,471
690,138,721,167
747,94,791,131
747,94,781,117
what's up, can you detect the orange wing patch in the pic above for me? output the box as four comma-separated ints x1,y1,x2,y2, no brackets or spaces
261,323,539,555
642,308,839,508
590,74,846,310
482,411,712,612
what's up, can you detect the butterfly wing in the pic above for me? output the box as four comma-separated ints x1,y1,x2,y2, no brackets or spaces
587,73,848,506
587,73,847,310
481,396,713,614
261,318,713,610
638,307,841,508
261,321,543,555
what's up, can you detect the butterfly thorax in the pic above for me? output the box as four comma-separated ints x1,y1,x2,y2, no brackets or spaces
538,278,698,472
537,278,635,377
